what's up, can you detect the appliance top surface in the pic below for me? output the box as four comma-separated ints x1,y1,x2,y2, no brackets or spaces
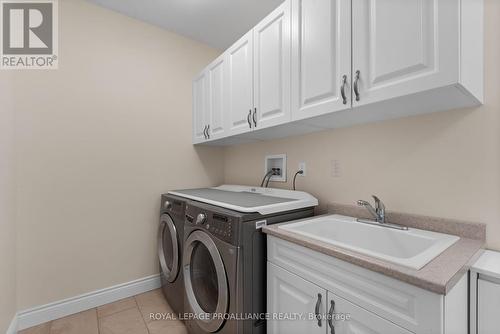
168,185,318,215
173,188,294,207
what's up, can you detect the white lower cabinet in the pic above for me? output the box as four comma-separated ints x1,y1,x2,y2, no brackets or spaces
470,251,500,334
268,262,411,334
329,293,412,334
477,279,500,334
267,236,468,334
267,262,326,334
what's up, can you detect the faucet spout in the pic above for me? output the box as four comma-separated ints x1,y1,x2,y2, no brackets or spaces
357,200,380,221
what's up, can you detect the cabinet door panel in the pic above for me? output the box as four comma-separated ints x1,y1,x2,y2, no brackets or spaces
352,0,458,106
253,0,291,129
267,262,326,334
192,72,208,144
478,278,500,334
207,55,226,139
328,292,412,334
291,0,351,121
226,31,253,136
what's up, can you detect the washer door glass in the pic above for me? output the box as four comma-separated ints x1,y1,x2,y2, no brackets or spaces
158,214,179,282
190,242,219,313
184,230,228,333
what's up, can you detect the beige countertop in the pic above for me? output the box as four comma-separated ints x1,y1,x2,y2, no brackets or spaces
263,204,486,295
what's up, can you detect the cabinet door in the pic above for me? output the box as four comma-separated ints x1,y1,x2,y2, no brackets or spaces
267,262,327,334
478,278,500,334
291,0,351,121
327,292,412,334
192,71,208,144
253,0,291,129
226,31,254,136
351,0,458,107
207,55,227,140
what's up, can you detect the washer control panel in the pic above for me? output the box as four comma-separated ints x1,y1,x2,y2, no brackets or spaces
206,213,234,242
185,203,237,244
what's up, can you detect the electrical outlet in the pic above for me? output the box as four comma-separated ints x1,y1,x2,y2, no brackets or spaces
331,159,340,178
298,162,306,176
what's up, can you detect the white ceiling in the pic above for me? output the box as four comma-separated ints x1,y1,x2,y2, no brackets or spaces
86,0,285,50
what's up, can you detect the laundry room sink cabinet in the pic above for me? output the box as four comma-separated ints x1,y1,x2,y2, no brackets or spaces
193,0,483,145
266,237,468,334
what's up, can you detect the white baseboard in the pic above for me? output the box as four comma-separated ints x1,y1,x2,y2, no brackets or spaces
6,314,17,334
17,274,161,331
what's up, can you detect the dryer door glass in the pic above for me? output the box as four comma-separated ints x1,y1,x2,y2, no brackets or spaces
158,214,179,282
184,230,229,332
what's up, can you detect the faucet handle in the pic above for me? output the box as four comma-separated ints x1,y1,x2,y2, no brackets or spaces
372,195,385,217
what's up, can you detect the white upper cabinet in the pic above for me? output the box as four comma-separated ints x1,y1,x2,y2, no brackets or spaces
226,31,254,136
192,0,483,145
291,0,352,121
253,0,292,129
351,0,458,106
192,71,208,144
207,55,227,140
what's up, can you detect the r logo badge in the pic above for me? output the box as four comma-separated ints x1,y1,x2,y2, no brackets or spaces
1,0,58,69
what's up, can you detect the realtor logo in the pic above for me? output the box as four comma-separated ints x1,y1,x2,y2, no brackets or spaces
1,0,58,69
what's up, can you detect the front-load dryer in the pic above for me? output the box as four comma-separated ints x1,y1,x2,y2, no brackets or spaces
158,194,186,315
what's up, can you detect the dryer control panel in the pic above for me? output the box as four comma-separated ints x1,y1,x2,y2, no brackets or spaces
185,203,238,244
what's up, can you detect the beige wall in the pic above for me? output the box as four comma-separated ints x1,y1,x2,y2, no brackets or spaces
12,0,223,310
0,74,16,331
225,0,500,250
5,0,499,316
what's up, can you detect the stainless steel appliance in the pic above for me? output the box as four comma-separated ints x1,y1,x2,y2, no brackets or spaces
158,194,187,315
172,185,317,334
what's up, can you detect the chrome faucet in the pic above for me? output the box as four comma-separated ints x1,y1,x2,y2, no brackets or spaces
356,196,408,230
357,195,386,223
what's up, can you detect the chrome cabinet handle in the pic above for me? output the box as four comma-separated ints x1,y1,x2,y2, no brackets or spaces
328,300,335,334
252,108,257,127
203,125,207,139
353,70,360,101
206,124,210,139
247,110,252,128
340,75,348,105
315,293,322,327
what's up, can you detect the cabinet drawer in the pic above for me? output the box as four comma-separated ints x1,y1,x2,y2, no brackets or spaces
268,236,443,333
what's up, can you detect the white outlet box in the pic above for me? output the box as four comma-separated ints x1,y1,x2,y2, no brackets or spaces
264,154,287,182
331,159,340,177
298,162,306,176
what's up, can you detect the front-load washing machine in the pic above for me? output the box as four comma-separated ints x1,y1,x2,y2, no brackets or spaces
168,185,318,334
158,193,187,315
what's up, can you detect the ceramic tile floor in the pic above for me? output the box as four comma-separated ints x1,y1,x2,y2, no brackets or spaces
19,289,187,334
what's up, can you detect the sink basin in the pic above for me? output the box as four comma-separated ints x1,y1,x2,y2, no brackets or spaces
279,215,459,270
